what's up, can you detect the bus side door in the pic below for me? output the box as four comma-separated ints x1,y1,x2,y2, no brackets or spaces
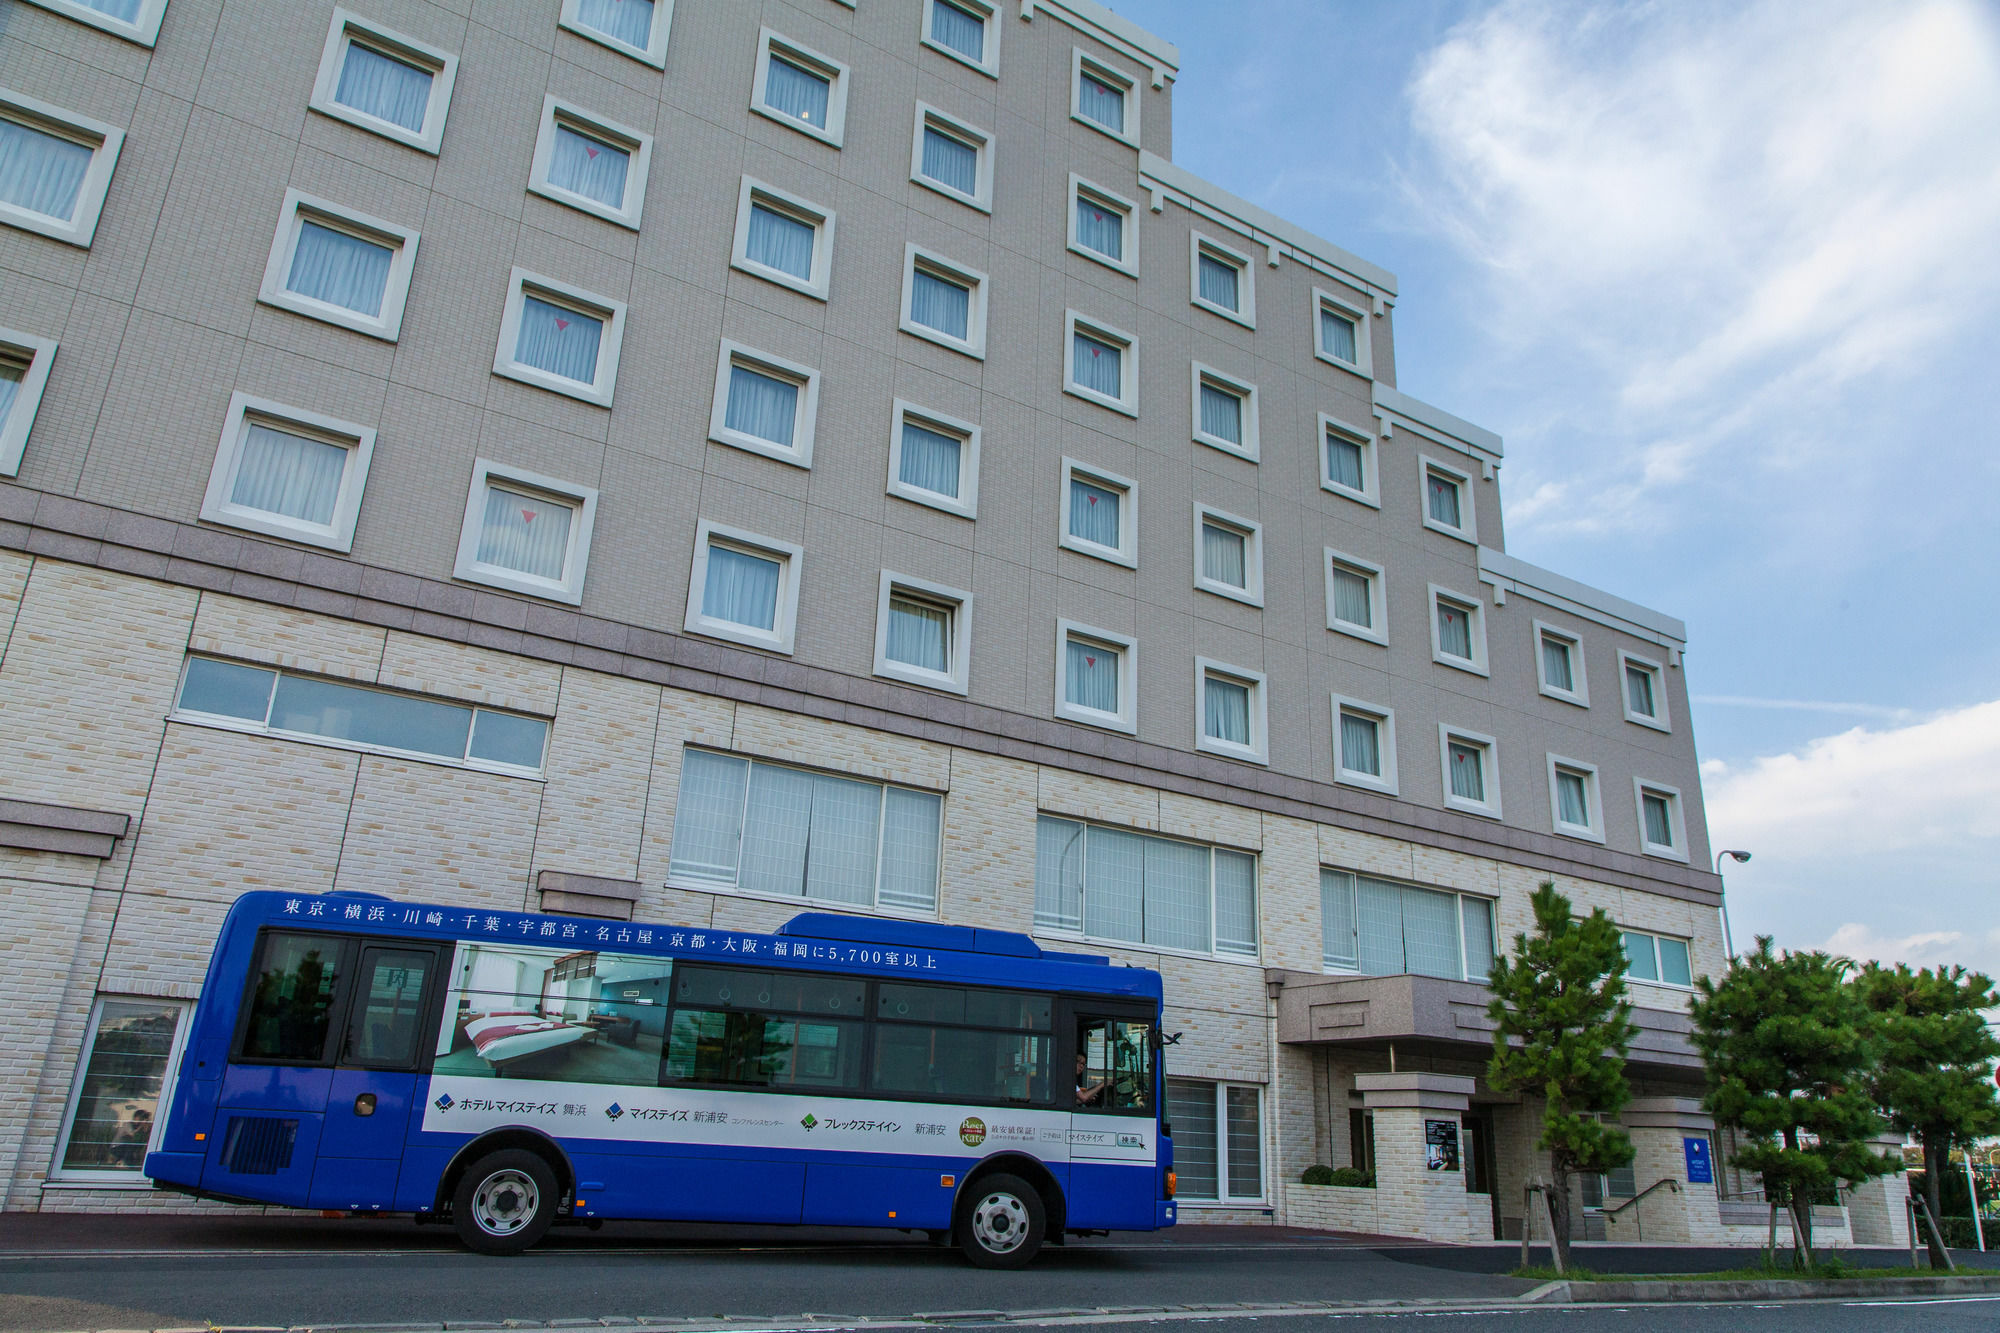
1063,1002,1158,1230
309,944,442,1211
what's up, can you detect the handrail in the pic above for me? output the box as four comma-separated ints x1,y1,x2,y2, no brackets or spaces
1603,1177,1682,1216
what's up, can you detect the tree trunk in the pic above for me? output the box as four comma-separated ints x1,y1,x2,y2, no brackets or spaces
1547,1162,1573,1271
1924,1134,1951,1268
1791,1191,1814,1268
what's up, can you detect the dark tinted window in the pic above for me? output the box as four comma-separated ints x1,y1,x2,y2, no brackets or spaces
241,933,345,1062
662,1010,862,1090
877,983,1051,1030
344,948,432,1066
673,964,864,1017
871,1025,1051,1104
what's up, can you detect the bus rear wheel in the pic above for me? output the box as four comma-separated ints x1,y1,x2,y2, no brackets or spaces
453,1149,558,1255
957,1172,1045,1269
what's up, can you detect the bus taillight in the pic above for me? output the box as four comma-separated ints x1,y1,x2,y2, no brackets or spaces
1165,1170,1176,1199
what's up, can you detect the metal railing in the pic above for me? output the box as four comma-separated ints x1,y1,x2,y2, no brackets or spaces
1600,1177,1682,1241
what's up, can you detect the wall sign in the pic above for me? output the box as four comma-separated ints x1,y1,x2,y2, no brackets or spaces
1683,1135,1714,1184
1425,1119,1460,1172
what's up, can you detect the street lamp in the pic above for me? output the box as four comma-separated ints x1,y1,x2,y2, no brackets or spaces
1715,849,1751,962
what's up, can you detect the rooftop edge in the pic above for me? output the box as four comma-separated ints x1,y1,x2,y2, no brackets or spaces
1479,547,1689,647
1026,0,1181,83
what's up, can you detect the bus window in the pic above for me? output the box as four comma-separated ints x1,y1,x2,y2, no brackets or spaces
673,966,864,1017
871,1025,1051,1104
343,948,434,1067
878,982,1051,1031
662,1010,863,1089
1074,1016,1152,1113
240,933,346,1063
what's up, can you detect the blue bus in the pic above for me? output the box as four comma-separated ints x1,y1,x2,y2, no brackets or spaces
146,890,1175,1266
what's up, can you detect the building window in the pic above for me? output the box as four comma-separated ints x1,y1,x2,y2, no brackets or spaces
559,0,674,68
528,96,653,229
1536,622,1589,707
684,520,804,654
1420,455,1475,542
1035,816,1259,959
728,177,835,300
1190,364,1259,461
1072,49,1138,147
51,996,188,1181
199,393,375,552
1064,311,1138,416
1060,458,1137,567
1067,175,1137,277
257,190,418,341
707,340,820,468
492,268,628,406
1055,620,1137,733
1429,586,1488,674
1196,659,1267,765
874,573,972,695
1332,697,1397,795
0,89,123,247
1320,415,1378,506
174,656,550,774
910,104,992,212
887,400,979,518
1193,505,1262,607
1314,287,1373,377
1621,652,1671,731
922,0,998,77
1190,235,1255,327
1321,869,1496,981
1621,928,1695,988
668,749,942,913
23,0,169,46
0,326,57,479
1438,725,1501,819
308,10,458,154
899,244,988,358
752,29,849,147
1324,550,1387,645
1635,781,1687,860
1167,1080,1263,1202
1546,755,1604,842
452,458,599,605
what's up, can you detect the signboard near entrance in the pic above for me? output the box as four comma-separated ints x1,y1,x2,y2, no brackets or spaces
1683,1135,1714,1184
1425,1119,1460,1172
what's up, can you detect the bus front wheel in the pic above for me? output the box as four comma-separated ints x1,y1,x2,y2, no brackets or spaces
957,1172,1045,1269
453,1149,558,1255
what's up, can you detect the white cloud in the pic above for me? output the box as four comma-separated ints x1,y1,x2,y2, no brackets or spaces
1820,923,2000,975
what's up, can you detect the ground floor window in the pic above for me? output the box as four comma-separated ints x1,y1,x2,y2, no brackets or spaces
1168,1078,1263,1202
53,997,189,1180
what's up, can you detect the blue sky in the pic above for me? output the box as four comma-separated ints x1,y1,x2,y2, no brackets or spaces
1112,0,2000,976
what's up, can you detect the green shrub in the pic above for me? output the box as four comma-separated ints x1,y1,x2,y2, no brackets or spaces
1328,1167,1376,1188
1301,1164,1335,1186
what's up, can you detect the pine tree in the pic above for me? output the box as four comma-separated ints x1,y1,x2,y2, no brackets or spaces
1485,882,1637,1268
1857,962,2000,1265
1688,938,1896,1264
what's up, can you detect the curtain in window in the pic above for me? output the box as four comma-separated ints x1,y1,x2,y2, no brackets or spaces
886,596,949,672
0,361,21,426
548,124,629,208
229,423,347,525
1542,637,1573,691
1326,433,1365,490
877,787,941,911
1201,523,1246,588
746,203,815,279
702,544,781,630
804,773,881,905
1627,665,1656,716
723,365,799,446
1197,254,1239,311
1203,675,1251,746
1355,876,1404,975
1077,73,1123,130
667,750,749,886
898,421,961,497
1033,816,1085,932
1321,307,1357,361
1199,383,1242,443
929,0,985,59
910,269,970,339
1556,770,1590,827
1643,794,1675,847
1167,1080,1219,1200
1448,742,1484,801
1402,886,1462,979
515,296,603,384
1213,849,1258,957
287,221,393,317
1225,1087,1263,1198
738,763,813,897
0,119,93,222
1074,196,1122,259
1622,932,1659,982
1065,637,1118,713
1071,332,1122,397
1427,473,1462,528
921,128,978,196
1068,477,1120,547
765,56,830,128
1084,825,1145,944
1437,602,1472,659
1339,711,1380,776
1657,937,1693,986
334,43,433,133
476,485,572,581
575,0,655,49
1144,835,1210,953
1460,897,1495,981
1320,870,1358,969
1332,567,1372,628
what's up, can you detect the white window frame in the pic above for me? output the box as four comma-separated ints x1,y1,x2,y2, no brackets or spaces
707,340,820,469
0,326,57,479
1419,453,1476,543
1324,549,1387,646
1546,754,1605,843
559,0,675,68
899,243,988,359
1071,48,1140,148
751,29,850,148
0,89,125,248
1066,173,1138,278
48,995,190,1185
308,9,459,154
909,103,993,213
527,95,653,230
921,0,1000,79
873,571,973,696
1190,233,1256,328
1331,695,1398,795
1036,819,1261,963
1060,457,1137,568
1620,650,1671,732
1535,620,1589,708
22,0,169,46
1428,584,1489,676
256,189,419,341
729,176,835,300
452,458,599,605
887,399,979,518
1167,1080,1267,1203
492,267,628,407
1195,658,1268,766
1191,362,1259,461
1634,779,1689,861
1192,504,1262,607
1054,619,1137,734
1313,286,1373,378
1321,870,1498,983
1621,928,1696,991
1319,413,1380,508
198,393,376,552
1064,310,1138,417
684,520,804,655
1438,724,1502,820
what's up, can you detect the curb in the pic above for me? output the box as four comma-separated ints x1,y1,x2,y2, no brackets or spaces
1523,1273,2000,1303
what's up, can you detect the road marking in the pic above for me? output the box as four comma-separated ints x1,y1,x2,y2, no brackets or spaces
1843,1294,2000,1306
